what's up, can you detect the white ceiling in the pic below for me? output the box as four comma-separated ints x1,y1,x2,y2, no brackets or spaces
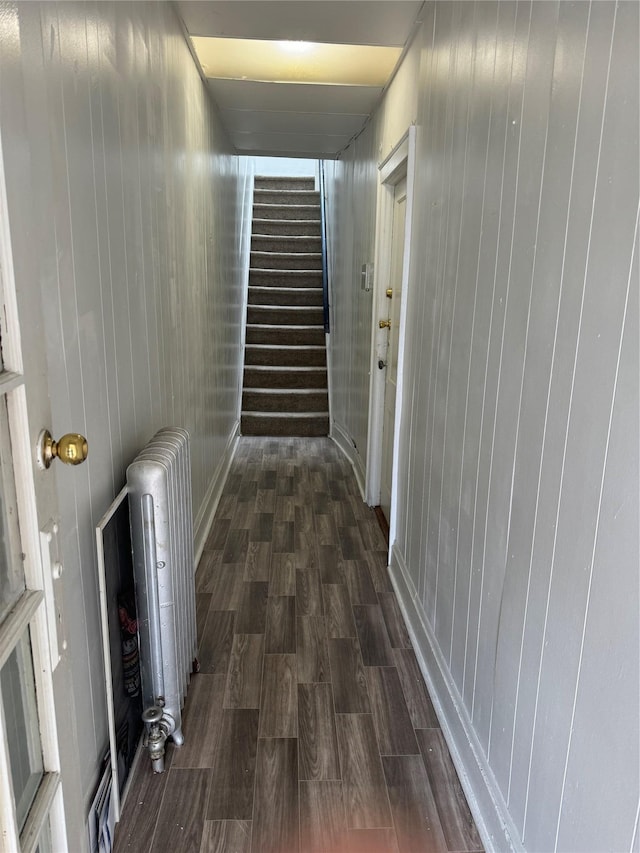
176,1,424,159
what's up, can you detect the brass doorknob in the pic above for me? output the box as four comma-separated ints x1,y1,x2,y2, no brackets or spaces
379,318,391,329
386,288,393,298
37,430,88,469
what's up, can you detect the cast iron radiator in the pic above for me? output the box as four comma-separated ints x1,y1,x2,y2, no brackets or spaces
126,427,197,772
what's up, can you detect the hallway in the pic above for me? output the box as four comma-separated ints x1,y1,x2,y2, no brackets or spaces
0,2,636,849
113,437,482,853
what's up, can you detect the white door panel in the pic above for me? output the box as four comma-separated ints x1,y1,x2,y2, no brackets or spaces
380,178,407,523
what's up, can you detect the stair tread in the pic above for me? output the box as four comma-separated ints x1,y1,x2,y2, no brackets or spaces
250,269,323,274
254,188,318,193
250,267,321,272
243,387,328,393
248,304,323,310
242,411,329,417
252,219,321,225
245,365,326,371
248,287,323,293
251,251,322,258
253,203,319,209
246,343,326,349
254,196,319,203
246,323,324,329
251,231,321,238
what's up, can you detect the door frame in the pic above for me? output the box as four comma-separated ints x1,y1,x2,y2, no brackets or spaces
365,126,416,552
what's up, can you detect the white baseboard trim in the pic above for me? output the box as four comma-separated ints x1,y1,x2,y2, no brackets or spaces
330,420,366,501
193,423,239,565
388,542,524,853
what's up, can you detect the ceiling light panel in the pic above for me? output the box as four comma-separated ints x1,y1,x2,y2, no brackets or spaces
177,1,423,47
192,37,401,86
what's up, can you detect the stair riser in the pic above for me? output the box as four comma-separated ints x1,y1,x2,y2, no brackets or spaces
242,391,328,413
249,287,323,307
254,189,320,206
245,347,326,367
249,270,322,288
243,368,328,389
253,219,321,237
247,307,324,326
241,415,329,437
253,204,319,221
254,177,315,191
246,326,325,346
251,235,322,254
251,252,322,271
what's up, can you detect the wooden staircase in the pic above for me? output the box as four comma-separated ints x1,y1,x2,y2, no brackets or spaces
241,176,329,436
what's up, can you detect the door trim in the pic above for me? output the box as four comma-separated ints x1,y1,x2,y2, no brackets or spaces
365,126,416,554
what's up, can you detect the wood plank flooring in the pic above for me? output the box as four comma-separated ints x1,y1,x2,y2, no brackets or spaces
114,437,483,853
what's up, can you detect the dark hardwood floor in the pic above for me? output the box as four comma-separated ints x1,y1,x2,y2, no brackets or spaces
114,437,483,853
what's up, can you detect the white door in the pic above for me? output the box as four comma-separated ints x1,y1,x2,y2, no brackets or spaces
0,131,68,851
379,178,407,523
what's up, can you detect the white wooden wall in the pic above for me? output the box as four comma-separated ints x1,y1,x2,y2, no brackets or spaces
326,2,639,850
325,28,421,488
0,1,251,844
325,136,376,485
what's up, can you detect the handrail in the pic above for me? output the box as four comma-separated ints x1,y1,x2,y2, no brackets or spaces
319,161,330,333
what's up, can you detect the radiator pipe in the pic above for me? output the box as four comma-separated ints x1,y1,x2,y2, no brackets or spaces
142,706,174,773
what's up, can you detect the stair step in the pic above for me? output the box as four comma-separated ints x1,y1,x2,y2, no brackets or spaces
241,413,329,437
248,286,323,307
250,251,322,271
251,234,322,254
245,324,325,346
243,366,328,389
243,388,328,413
254,189,320,206
249,269,322,288
247,305,324,326
245,345,327,367
253,203,319,221
252,218,321,237
255,176,315,191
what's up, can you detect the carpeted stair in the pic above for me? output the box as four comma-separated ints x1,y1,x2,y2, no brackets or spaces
241,176,329,437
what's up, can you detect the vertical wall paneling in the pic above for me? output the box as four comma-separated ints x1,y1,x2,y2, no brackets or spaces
445,1,497,677
0,1,251,842
40,0,104,776
522,2,638,848
325,2,640,849
505,0,617,835
449,0,517,696
462,0,531,719
554,214,638,853
429,1,475,659
472,0,560,754
488,0,590,802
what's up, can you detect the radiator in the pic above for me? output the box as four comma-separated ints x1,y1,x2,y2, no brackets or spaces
126,427,197,772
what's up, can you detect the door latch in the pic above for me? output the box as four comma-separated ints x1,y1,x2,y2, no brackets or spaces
378,359,387,370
